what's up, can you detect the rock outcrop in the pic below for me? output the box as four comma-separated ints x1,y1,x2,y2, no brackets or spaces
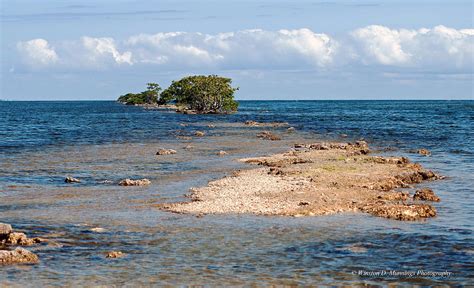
0,248,39,265
156,149,177,155
161,141,443,221
0,223,43,265
106,251,125,258
415,149,431,156
194,131,206,137
413,188,440,202
65,177,81,183
361,203,437,221
3,233,43,246
0,223,12,236
0,223,43,246
118,178,151,186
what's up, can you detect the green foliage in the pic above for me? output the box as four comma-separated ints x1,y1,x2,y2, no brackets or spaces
118,76,239,114
159,75,239,113
117,83,161,105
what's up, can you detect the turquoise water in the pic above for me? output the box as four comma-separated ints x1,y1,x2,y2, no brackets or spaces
0,101,473,285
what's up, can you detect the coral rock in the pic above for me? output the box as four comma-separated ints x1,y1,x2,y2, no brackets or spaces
194,131,206,137
118,178,151,186
413,188,440,202
106,251,125,258
362,203,436,221
156,149,177,155
0,248,39,265
0,223,12,237
65,177,81,183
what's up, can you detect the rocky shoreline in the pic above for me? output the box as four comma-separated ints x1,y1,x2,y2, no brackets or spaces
0,223,43,264
160,141,442,221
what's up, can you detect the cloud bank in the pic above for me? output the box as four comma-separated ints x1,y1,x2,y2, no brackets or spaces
16,25,474,72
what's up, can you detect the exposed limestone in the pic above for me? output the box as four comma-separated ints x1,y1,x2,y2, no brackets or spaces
413,188,440,202
106,251,125,258
256,131,281,141
0,225,44,247
0,248,39,265
0,223,12,236
294,140,369,155
156,149,177,155
194,131,206,137
3,232,43,246
161,141,442,221
118,178,151,186
65,177,81,183
361,203,436,221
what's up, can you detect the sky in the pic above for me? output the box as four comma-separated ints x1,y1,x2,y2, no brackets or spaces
1,0,473,100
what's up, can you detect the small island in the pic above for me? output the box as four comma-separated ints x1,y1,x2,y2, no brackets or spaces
118,75,239,114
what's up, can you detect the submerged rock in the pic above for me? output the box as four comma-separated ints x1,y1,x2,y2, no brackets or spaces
106,251,125,258
256,131,281,141
413,148,431,156
156,149,177,155
0,248,39,265
413,188,440,202
65,177,81,183
118,178,151,186
245,120,289,127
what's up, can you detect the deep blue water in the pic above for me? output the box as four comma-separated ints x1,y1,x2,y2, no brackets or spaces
0,100,473,285
1,101,472,155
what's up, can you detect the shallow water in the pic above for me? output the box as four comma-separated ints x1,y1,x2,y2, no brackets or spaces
0,101,473,285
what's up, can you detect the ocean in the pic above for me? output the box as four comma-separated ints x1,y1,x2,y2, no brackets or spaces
0,100,473,285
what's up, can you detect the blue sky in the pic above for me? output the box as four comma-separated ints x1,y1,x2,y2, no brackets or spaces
1,0,473,100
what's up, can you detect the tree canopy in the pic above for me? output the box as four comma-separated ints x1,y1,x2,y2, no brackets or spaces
118,75,239,114
159,75,238,113
117,83,161,105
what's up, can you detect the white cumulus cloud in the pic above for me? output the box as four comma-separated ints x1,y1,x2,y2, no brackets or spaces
15,26,474,72
126,28,337,69
81,37,133,66
16,39,59,67
351,25,474,70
